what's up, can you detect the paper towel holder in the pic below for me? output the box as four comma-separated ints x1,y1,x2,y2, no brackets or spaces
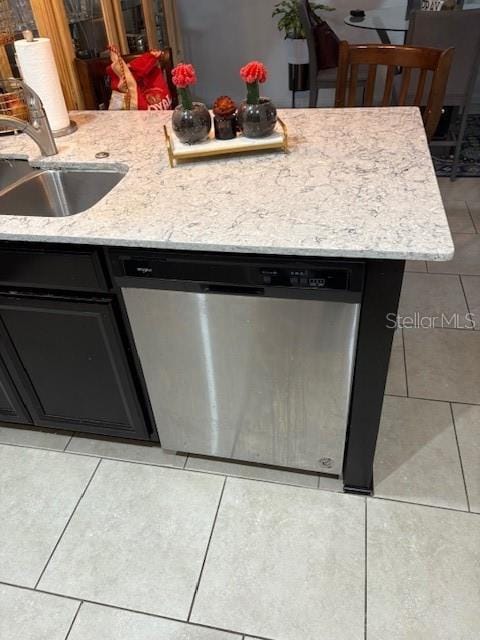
20,30,77,138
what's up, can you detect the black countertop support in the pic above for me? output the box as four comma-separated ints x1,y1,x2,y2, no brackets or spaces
342,259,405,494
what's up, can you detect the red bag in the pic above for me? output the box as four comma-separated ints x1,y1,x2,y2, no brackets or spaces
107,48,173,111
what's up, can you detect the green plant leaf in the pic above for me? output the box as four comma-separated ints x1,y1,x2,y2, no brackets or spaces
272,0,335,37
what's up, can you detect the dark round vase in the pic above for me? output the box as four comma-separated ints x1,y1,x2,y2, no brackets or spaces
237,98,277,139
172,102,212,144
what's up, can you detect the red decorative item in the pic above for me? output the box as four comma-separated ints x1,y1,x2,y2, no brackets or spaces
171,61,211,144
238,59,276,138
171,63,197,89
239,61,268,85
107,47,172,111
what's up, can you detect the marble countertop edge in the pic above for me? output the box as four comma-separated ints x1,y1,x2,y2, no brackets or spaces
0,108,453,262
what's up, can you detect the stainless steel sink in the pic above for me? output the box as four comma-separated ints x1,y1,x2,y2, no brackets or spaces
0,159,126,217
0,159,36,191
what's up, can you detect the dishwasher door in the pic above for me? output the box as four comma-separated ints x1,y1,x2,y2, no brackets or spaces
122,288,360,474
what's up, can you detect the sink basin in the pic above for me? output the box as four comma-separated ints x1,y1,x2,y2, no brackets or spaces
0,160,126,217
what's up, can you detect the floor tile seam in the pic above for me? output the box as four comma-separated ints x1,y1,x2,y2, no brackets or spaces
0,438,329,491
425,268,480,277
0,579,252,639
63,600,83,640
465,201,480,233
55,449,187,470
63,434,74,452
0,439,191,470
458,274,474,320
400,328,409,398
33,458,102,590
449,403,472,512
400,323,475,332
0,440,100,459
369,493,479,516
384,393,480,407
172,460,324,492
187,476,227,622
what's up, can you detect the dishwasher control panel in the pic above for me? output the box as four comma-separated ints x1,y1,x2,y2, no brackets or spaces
260,268,348,290
114,252,365,296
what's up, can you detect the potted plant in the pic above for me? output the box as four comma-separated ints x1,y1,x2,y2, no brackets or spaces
171,63,211,144
272,0,334,92
237,61,277,139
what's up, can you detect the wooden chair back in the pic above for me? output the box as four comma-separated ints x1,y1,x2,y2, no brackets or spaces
75,48,178,110
334,42,454,140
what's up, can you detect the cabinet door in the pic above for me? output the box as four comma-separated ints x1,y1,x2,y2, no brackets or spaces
0,295,149,439
0,354,32,425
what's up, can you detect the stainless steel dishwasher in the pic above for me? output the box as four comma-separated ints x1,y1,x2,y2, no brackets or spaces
111,251,365,475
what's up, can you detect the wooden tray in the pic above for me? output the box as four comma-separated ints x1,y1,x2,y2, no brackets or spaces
164,117,288,167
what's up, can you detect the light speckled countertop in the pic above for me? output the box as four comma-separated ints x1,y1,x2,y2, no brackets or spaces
0,108,453,260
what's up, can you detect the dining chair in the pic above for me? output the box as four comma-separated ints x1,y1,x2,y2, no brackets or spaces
74,48,177,110
406,9,480,179
298,0,358,108
334,42,454,141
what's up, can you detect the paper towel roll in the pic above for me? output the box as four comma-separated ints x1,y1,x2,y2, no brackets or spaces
14,37,70,132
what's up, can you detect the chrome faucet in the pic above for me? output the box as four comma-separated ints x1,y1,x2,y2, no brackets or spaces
0,82,58,157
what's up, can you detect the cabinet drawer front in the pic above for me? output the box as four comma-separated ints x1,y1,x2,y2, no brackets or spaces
0,246,108,292
0,296,149,439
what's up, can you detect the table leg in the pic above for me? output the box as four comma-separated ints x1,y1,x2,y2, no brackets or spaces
376,29,392,45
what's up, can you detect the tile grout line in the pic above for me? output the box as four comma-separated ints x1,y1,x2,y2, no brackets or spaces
0,580,82,603
0,579,254,639
399,323,474,333
458,274,474,326
0,441,100,458
187,475,227,622
400,328,409,398
384,393,480,408
63,600,83,640
449,403,472,513
364,498,368,640
33,458,103,590
465,201,479,234
63,434,74,452
371,493,477,516
0,440,324,492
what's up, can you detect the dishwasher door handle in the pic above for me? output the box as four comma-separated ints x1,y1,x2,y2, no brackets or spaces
201,284,265,296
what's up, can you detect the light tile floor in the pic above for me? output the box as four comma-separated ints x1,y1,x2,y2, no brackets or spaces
0,177,479,639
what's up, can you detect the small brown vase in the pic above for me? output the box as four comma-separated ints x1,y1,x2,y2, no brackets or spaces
214,114,237,140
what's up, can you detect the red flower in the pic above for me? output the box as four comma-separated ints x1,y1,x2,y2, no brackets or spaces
240,61,268,85
172,63,197,89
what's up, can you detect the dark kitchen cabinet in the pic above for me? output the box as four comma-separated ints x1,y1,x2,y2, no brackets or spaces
0,353,32,424
0,293,149,439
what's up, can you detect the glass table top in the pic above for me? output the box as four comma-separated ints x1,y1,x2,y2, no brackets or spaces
344,0,480,33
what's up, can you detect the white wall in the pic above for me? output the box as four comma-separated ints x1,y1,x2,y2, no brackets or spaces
175,0,480,108
175,0,402,108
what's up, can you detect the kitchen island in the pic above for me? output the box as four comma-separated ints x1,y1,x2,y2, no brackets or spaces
0,108,453,494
